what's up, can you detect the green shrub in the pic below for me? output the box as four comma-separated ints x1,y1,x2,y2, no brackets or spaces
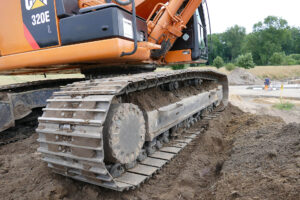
171,64,186,70
269,52,285,65
289,54,300,65
236,53,255,69
284,56,297,65
212,56,224,68
289,54,300,61
269,53,299,66
225,63,236,71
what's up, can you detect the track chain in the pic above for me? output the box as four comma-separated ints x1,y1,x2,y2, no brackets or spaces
37,69,228,191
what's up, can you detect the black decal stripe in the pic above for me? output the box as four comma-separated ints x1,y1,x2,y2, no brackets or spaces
21,0,59,48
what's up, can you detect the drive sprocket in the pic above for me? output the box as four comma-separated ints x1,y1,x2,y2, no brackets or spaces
103,103,146,164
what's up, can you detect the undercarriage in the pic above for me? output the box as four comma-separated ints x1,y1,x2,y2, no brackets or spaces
36,69,228,191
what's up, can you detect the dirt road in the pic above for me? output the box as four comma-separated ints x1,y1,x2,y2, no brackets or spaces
230,86,300,100
1,104,299,200
230,86,300,123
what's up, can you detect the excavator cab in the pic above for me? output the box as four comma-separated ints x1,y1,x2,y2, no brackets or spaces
170,3,210,62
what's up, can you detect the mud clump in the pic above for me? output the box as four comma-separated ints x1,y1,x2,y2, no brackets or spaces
228,68,263,85
0,105,299,200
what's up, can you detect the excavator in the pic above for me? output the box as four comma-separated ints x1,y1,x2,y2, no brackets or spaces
0,0,228,191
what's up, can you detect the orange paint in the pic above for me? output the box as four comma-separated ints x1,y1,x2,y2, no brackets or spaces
0,39,154,72
0,0,206,75
0,1,33,55
165,50,192,63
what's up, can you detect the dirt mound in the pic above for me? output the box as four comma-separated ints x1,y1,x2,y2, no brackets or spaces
0,104,241,200
215,122,300,200
228,68,263,85
1,105,299,200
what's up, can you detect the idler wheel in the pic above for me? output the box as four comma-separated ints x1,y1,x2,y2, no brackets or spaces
104,104,145,164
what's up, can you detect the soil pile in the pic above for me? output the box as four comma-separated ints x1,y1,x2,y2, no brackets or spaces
215,122,300,200
228,68,263,85
1,105,299,200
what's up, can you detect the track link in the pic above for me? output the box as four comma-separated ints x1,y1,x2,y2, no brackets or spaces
37,69,228,191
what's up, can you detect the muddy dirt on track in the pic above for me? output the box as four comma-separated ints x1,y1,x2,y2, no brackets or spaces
0,104,299,200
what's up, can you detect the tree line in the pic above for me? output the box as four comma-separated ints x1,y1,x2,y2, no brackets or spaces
208,16,300,68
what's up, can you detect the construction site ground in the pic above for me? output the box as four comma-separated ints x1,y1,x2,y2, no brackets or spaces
1,67,300,200
0,102,299,200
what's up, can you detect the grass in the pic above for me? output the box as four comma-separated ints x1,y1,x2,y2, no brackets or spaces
273,102,295,111
248,65,300,80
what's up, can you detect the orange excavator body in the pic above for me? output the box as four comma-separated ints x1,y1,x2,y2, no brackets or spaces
0,0,208,75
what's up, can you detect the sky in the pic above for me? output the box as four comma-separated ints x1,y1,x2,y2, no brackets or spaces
207,0,300,33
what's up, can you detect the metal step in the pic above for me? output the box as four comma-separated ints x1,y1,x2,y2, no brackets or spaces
37,129,102,139
38,139,103,151
38,117,103,126
43,108,107,113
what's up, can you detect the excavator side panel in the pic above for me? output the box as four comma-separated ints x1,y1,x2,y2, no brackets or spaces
0,0,59,56
0,1,33,55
